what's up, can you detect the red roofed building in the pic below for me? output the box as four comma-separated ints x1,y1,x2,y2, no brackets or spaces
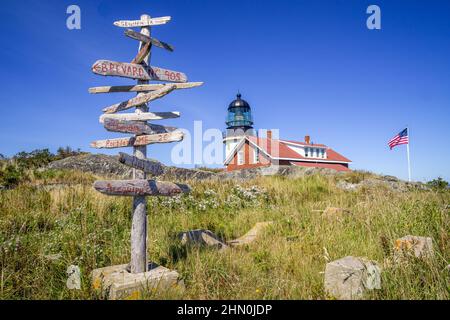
223,93,351,172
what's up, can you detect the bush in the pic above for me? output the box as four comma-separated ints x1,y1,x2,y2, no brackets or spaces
427,177,449,191
14,149,54,169
0,164,25,188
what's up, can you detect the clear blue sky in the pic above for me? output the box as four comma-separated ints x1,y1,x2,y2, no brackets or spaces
0,0,449,181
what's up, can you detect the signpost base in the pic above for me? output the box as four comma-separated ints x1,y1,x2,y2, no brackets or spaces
92,262,184,300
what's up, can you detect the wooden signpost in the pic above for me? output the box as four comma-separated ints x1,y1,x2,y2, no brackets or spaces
92,60,187,82
113,16,171,28
104,118,177,135
147,66,188,83
99,111,180,123
89,82,203,94
90,131,184,149
125,29,174,52
89,13,203,298
102,85,176,114
94,179,190,196
131,42,151,64
118,152,164,175
92,60,151,80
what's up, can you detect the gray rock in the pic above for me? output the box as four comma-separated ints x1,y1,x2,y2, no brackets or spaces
394,235,433,260
66,265,81,290
45,153,217,181
177,229,228,250
47,154,133,178
324,256,381,300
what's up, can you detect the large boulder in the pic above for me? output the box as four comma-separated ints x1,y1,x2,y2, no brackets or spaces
324,256,381,300
46,153,133,178
46,153,217,181
394,235,434,261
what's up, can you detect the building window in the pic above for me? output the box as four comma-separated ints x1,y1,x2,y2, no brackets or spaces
305,148,309,157
237,149,244,165
253,148,259,164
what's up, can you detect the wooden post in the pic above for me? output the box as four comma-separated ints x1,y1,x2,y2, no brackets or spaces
131,14,152,274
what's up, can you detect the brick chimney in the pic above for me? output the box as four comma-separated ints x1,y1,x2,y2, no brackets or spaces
267,130,272,140
305,135,311,145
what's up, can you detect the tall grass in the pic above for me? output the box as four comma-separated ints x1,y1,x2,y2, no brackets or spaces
0,170,448,299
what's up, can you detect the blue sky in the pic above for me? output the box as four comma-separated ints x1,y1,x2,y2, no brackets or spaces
0,0,449,181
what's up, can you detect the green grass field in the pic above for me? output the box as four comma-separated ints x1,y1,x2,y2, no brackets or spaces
0,169,448,299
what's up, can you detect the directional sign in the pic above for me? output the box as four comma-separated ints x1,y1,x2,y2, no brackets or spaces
89,82,203,94
92,60,150,80
94,179,189,196
90,131,184,149
99,111,180,124
147,66,187,83
125,29,174,52
104,118,177,135
131,42,151,64
118,152,164,176
113,16,171,28
102,85,176,114
91,60,186,82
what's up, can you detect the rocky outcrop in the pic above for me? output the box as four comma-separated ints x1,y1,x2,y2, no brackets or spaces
217,165,342,180
46,153,133,178
45,153,216,181
45,154,426,190
336,176,430,192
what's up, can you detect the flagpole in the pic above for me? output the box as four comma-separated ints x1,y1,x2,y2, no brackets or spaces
406,126,411,182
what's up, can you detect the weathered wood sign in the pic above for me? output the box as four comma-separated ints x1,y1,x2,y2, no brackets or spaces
99,111,180,124
147,66,187,83
102,85,176,114
118,152,164,175
94,179,189,197
90,131,184,149
89,12,202,280
92,60,150,80
113,16,171,28
131,42,151,64
125,29,174,52
104,118,177,135
89,82,203,94
91,60,187,83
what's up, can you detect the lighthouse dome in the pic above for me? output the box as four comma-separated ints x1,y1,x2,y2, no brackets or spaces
228,93,250,109
226,93,253,129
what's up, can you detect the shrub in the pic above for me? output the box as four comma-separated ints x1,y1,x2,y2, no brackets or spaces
0,164,25,188
427,177,449,191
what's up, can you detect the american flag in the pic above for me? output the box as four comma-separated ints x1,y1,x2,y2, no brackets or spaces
388,128,409,149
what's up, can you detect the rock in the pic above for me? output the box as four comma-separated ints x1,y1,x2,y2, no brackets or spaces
336,180,358,191
218,165,343,180
66,265,81,290
177,229,228,250
394,235,433,260
162,166,217,180
227,221,274,247
46,153,217,181
324,256,381,300
47,154,133,178
91,263,183,300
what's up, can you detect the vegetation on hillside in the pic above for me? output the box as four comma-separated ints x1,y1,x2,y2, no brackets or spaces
0,147,86,189
0,167,448,300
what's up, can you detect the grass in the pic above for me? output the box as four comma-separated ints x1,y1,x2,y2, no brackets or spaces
0,169,448,300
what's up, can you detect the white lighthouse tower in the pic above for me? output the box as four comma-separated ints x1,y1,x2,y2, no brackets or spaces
223,93,255,160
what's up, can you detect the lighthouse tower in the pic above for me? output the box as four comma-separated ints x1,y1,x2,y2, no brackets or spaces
223,93,255,160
